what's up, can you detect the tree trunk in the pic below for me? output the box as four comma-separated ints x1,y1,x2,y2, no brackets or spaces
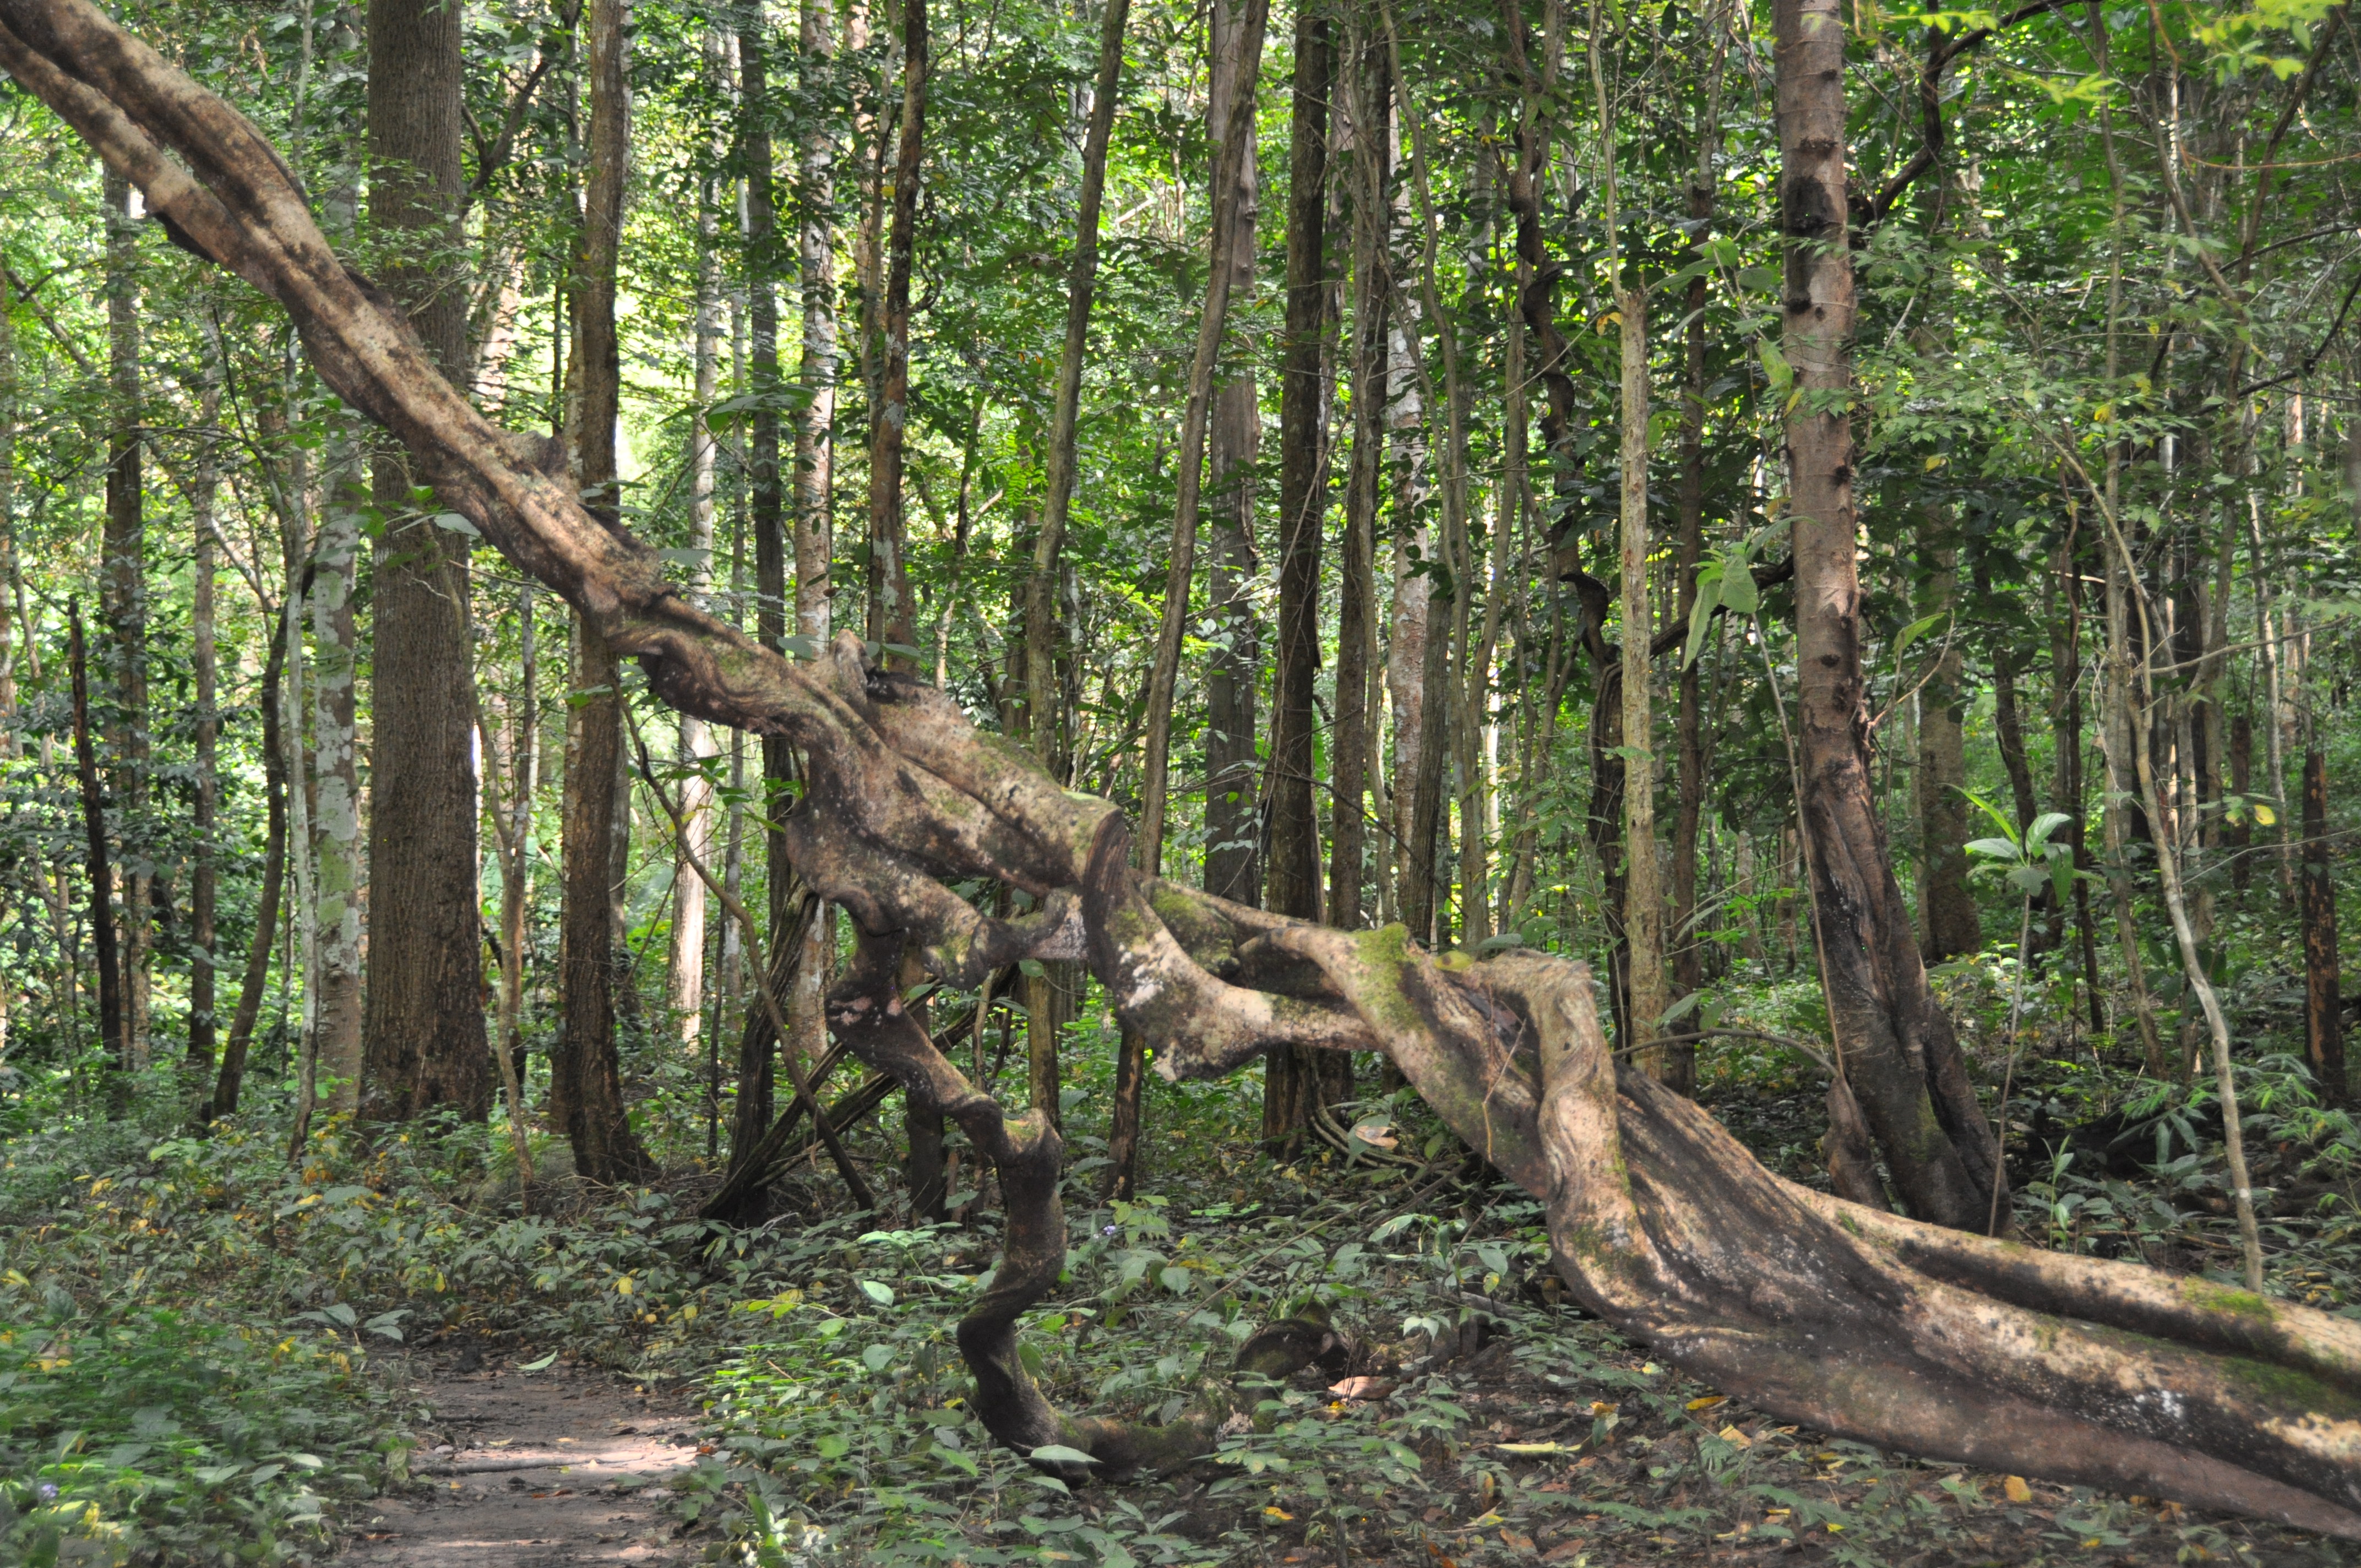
69,607,125,1112
2053,531,2107,1032
671,37,727,1053
40,2,2361,1516
361,0,491,1123
1776,0,2001,1231
100,166,148,1076
1916,540,1979,960
866,0,924,662
213,628,287,1119
1666,7,1727,1095
187,331,222,1091
1261,0,1331,1151
1136,0,1270,871
2303,748,2344,1104
1328,19,1386,939
1201,0,1264,912
553,0,655,1185
308,438,366,1115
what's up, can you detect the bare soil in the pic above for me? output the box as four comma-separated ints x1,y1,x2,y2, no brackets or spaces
341,1347,701,1567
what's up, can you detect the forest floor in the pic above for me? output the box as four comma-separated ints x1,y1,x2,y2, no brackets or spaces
341,1351,698,1566
6,975,2361,1567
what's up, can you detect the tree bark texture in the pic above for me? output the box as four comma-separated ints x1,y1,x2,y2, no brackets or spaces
1135,0,1269,872
1775,0,2002,1232
2303,748,2344,1104
361,0,491,1123
308,442,366,1114
866,0,924,661
1915,541,1979,960
69,606,125,1109
100,166,148,1073
187,337,222,1086
552,0,654,1183
1201,0,1263,911
1261,0,1338,1151
212,625,286,1118
1329,20,1386,937
23,0,2361,1532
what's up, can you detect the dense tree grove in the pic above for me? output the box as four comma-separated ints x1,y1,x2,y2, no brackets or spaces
4,0,2361,1553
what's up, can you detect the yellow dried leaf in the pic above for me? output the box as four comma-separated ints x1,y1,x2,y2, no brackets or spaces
2004,1476,2033,1504
1717,1424,1753,1449
1686,1396,1727,1412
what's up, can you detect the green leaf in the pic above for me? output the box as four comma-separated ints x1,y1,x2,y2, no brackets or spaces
861,1343,894,1373
431,512,481,538
1683,571,1725,669
1029,1444,1102,1467
1890,612,1946,663
856,1279,896,1307
2025,812,2073,853
1965,837,2022,861
815,1433,851,1460
1756,338,1793,395
518,1351,559,1371
1718,563,1759,617
1158,1265,1194,1294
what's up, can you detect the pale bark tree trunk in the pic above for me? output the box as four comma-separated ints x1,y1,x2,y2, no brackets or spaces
1776,0,2001,1229
554,0,655,1184
671,34,727,1052
791,0,841,1128
1260,0,1333,1151
100,166,149,1077
308,435,366,1115
362,0,491,1122
31,6,2361,1517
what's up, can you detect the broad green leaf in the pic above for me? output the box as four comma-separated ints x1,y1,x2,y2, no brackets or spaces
861,1343,894,1373
1029,1444,1101,1467
856,1279,895,1307
1890,612,1946,663
518,1351,559,1371
1965,837,2022,861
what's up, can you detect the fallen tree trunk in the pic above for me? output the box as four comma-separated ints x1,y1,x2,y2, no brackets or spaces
6,0,2354,1531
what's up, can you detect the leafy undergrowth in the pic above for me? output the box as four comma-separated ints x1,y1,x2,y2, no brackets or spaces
678,1169,2359,1568
4,966,2361,1567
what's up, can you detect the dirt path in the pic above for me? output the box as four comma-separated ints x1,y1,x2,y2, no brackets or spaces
342,1350,704,1566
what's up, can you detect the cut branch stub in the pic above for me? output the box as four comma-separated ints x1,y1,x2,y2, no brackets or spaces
9,0,2355,1529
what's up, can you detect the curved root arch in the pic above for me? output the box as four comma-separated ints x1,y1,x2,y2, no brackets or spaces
3,0,2354,1530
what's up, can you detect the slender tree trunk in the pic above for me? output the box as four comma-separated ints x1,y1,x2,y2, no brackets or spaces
1328,18,1387,939
1776,0,2003,1231
555,0,655,1184
1137,0,1270,871
1202,0,1265,911
1666,6,1727,1095
1024,0,1130,1158
308,438,366,1114
1260,0,1331,1151
70,607,125,1112
1916,541,1979,960
2303,748,2344,1104
792,0,842,1133
672,42,726,1052
187,331,222,1091
100,166,149,1076
866,0,924,662
495,587,540,1135
2053,531,2106,1032
214,628,287,1119
362,0,491,1122
1591,26,1661,1067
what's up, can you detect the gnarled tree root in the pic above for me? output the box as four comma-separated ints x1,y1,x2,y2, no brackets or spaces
825,929,1342,1479
11,4,2350,1527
